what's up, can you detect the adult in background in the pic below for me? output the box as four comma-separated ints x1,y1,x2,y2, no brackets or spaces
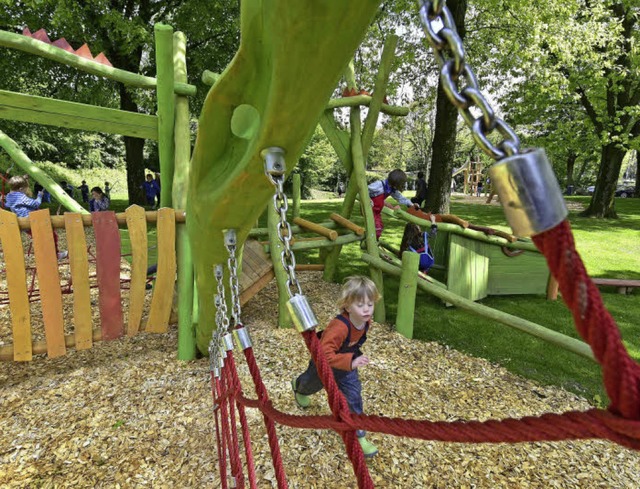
77,180,89,203
411,171,428,209
89,186,110,212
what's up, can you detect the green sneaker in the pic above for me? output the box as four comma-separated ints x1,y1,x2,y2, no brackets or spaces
291,378,310,408
358,436,378,458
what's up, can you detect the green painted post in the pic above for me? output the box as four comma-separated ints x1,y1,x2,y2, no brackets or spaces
173,31,196,360
154,24,175,209
267,202,292,328
396,251,420,339
292,173,301,219
0,130,87,214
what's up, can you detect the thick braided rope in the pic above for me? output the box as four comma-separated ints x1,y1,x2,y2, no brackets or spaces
532,220,640,421
226,351,259,489
222,363,245,488
241,339,289,489
218,368,241,488
234,396,640,450
301,330,374,489
212,375,229,489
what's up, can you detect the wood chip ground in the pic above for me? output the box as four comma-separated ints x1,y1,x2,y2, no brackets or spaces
1,272,639,488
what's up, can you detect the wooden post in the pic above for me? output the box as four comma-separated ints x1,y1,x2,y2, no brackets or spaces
293,217,338,240
547,273,559,301
292,173,301,219
154,23,175,209
267,201,292,328
396,251,420,339
172,31,196,360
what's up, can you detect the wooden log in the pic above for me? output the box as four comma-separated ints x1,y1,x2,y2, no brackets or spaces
319,110,352,173
547,274,559,301
0,30,196,96
30,209,66,358
292,173,301,219
146,208,176,333
125,205,148,336
295,264,325,271
16,209,187,230
292,217,338,240
173,30,196,361
591,277,640,295
0,328,105,362
330,213,365,235
396,251,420,339
154,23,175,208
92,211,124,340
0,89,158,140
248,220,337,238
64,213,92,350
362,253,595,362
326,96,409,116
0,209,31,361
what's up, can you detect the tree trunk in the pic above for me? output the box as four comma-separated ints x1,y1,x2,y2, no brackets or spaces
424,0,468,214
566,151,577,192
119,83,146,205
581,143,626,218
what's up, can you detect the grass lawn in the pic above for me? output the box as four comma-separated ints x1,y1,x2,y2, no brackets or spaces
295,195,640,406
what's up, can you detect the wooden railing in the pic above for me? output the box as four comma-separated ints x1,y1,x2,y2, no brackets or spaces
0,206,180,361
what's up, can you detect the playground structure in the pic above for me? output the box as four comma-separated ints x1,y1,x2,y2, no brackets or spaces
1,1,640,488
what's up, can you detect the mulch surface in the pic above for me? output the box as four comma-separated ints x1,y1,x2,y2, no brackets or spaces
1,272,639,488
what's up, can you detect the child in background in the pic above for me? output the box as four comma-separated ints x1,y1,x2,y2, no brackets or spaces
368,169,419,239
4,175,67,260
77,180,89,203
141,174,158,209
399,214,438,273
104,182,112,199
89,186,110,212
291,276,381,458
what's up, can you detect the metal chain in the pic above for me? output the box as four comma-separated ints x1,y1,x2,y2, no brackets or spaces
418,0,520,160
225,231,243,324
264,153,303,298
215,266,231,334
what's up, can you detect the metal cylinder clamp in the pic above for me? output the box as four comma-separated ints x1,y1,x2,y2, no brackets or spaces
262,147,286,176
223,333,234,351
233,327,253,350
287,294,318,332
489,148,568,237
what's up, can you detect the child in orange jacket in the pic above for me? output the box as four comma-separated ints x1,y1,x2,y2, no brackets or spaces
291,276,381,458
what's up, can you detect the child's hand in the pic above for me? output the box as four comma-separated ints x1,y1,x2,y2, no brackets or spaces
38,191,44,197
351,355,370,369
430,214,436,224
412,203,420,210
392,205,400,211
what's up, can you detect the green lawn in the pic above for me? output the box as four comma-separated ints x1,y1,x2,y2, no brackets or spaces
295,196,640,406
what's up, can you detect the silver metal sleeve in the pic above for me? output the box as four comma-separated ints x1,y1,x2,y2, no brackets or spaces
223,333,234,351
233,327,253,350
287,294,318,332
489,148,568,237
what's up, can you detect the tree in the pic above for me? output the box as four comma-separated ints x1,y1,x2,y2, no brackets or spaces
0,0,240,203
470,0,639,217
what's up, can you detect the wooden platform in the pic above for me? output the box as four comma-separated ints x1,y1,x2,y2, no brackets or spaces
239,239,274,305
591,278,640,295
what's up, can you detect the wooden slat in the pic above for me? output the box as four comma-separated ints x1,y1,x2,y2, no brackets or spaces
92,211,124,340
29,209,66,358
0,209,32,361
64,213,92,349
0,90,159,140
240,269,275,306
125,205,148,336
16,210,186,230
146,208,176,333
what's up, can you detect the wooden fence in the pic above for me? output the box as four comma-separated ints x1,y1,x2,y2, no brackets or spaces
0,205,178,361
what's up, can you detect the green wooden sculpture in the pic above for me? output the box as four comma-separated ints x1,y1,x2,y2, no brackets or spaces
187,0,382,353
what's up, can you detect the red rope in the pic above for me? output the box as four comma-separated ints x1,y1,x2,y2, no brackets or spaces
238,324,289,489
301,330,374,489
226,351,259,489
222,363,245,488
532,221,640,423
211,374,229,489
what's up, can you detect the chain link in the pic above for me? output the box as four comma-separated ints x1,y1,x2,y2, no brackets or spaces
215,267,231,334
265,167,303,298
225,235,243,324
418,0,520,160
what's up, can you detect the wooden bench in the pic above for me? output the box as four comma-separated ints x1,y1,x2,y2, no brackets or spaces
591,278,640,295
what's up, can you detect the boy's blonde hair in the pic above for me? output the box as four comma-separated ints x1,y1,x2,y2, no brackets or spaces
8,175,29,192
337,276,381,311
